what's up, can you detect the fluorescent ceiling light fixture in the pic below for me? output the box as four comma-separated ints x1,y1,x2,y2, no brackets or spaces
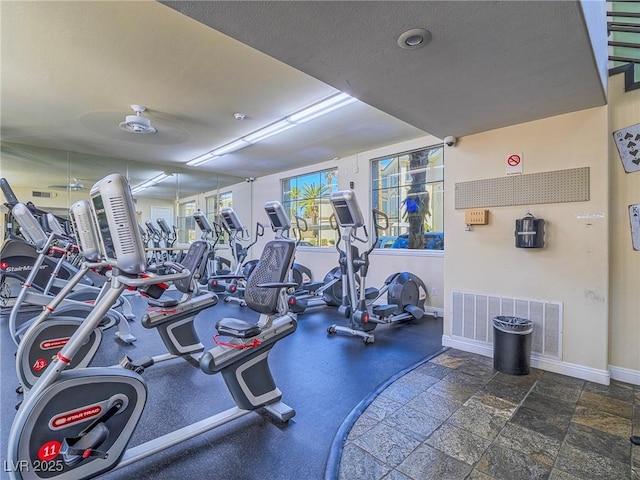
210,139,250,156
131,172,173,194
186,92,357,167
286,93,356,124
243,119,295,144
187,153,221,167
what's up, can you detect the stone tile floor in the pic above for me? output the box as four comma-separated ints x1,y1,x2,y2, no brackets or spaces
338,349,640,480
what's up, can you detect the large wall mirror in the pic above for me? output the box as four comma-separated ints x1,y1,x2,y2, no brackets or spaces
0,141,237,242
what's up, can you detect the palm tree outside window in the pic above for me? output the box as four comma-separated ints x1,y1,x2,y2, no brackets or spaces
282,168,338,246
371,145,444,250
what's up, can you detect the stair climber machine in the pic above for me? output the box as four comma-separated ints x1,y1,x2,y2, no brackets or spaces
1,177,73,240
0,209,94,308
14,199,142,395
326,190,429,344
286,215,345,313
7,173,298,480
209,207,264,306
6,202,136,348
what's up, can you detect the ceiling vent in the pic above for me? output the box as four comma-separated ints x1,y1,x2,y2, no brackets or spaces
119,105,157,134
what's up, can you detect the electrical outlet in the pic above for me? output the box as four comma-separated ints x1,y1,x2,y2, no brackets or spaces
465,209,489,225
431,288,437,296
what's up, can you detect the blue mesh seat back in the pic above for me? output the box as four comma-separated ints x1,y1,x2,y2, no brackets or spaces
244,239,296,315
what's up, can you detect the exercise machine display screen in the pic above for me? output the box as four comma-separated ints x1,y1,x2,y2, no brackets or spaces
145,219,161,235
330,190,364,228
157,218,172,235
264,201,290,230
193,211,213,233
91,194,116,261
221,207,244,232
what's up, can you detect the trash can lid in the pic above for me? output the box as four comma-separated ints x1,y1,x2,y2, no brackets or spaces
492,316,533,333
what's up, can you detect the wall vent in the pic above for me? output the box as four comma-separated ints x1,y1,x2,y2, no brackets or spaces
32,191,55,198
451,290,562,359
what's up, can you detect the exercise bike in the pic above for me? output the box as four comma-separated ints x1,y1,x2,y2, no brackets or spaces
14,198,148,393
326,189,428,344
0,179,87,297
6,202,135,348
7,174,298,480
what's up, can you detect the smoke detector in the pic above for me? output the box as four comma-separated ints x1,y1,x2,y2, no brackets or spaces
119,105,157,134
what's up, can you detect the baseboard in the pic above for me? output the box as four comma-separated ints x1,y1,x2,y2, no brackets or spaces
609,365,640,386
442,335,612,385
424,306,445,318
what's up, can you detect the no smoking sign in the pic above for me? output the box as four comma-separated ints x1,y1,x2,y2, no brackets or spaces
506,153,523,175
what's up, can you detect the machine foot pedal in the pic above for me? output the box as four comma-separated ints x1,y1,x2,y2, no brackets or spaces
262,401,295,423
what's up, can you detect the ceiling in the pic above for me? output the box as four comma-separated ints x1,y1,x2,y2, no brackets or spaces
1,1,606,201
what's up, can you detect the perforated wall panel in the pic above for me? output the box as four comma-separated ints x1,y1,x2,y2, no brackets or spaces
455,167,589,209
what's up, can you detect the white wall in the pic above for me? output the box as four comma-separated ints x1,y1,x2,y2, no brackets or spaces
212,136,446,310
444,106,610,378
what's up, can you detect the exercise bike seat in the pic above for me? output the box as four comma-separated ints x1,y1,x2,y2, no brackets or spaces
216,317,261,338
147,298,179,308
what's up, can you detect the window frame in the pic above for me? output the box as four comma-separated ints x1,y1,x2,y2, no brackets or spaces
281,167,339,248
370,144,444,253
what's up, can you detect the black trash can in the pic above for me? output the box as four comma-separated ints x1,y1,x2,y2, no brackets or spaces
492,316,533,375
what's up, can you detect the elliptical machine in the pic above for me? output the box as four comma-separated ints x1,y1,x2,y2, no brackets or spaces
7,173,298,480
286,215,345,313
326,190,428,344
210,207,264,306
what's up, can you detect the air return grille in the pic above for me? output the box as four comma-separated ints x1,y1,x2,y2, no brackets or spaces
109,196,136,255
32,191,53,198
451,290,562,359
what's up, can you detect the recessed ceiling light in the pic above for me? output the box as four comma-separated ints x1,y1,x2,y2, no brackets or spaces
233,112,246,121
397,28,432,50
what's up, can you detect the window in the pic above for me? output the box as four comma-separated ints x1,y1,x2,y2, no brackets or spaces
205,192,232,243
177,201,196,244
371,145,444,250
282,168,338,246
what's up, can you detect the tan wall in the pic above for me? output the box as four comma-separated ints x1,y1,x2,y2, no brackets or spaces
444,107,610,372
608,73,640,373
